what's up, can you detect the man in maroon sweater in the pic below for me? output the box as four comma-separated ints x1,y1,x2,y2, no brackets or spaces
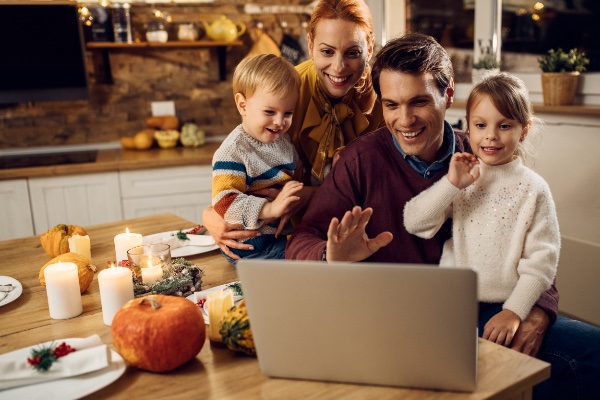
286,33,600,399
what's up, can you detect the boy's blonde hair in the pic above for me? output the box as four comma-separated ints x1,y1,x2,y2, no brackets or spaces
233,54,300,100
466,72,542,163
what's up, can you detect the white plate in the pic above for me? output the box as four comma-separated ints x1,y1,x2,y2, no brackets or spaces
0,338,126,400
143,229,219,258
0,276,23,307
187,282,243,325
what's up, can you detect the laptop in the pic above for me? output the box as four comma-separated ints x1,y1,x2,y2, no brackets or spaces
236,259,479,392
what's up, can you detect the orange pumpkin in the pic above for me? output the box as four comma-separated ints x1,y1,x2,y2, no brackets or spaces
40,224,87,258
111,295,205,372
39,252,97,293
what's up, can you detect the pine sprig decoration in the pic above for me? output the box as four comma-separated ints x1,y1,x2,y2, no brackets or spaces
27,342,76,372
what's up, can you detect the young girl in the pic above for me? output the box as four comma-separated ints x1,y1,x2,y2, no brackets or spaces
404,72,560,347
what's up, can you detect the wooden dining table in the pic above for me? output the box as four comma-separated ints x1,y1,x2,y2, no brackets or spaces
0,213,550,399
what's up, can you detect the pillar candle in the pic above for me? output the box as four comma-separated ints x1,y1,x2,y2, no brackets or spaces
68,234,92,260
141,259,163,286
98,263,134,326
205,288,234,343
44,261,83,319
114,228,143,264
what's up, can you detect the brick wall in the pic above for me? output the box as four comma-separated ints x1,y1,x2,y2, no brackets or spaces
0,1,307,149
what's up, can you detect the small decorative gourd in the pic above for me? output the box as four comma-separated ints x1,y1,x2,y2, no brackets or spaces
111,295,206,372
219,299,255,356
39,252,97,293
40,224,88,258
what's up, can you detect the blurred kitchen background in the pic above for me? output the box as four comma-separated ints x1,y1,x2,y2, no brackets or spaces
0,0,599,327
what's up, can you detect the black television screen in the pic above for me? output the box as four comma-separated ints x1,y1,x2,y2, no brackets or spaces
0,2,90,105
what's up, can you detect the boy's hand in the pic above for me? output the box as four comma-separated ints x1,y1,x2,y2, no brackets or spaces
448,152,480,189
259,181,303,221
274,186,317,237
483,309,521,347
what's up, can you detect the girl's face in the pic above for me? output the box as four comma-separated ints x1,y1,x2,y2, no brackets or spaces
308,18,373,99
468,95,527,166
235,86,297,144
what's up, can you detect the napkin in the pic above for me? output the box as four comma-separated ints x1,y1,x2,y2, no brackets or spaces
0,334,111,391
155,234,215,250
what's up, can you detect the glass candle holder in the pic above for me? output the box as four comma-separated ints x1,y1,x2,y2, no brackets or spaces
127,243,171,285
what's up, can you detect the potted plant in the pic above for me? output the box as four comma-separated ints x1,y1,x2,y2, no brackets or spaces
538,48,590,106
472,39,500,84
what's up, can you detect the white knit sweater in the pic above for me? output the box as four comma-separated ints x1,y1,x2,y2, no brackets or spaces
404,157,560,320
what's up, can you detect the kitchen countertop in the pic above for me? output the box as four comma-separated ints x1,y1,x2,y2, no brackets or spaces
0,142,221,181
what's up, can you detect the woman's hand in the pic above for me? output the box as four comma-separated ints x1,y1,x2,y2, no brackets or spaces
448,152,480,189
202,206,259,260
325,206,393,262
483,309,521,347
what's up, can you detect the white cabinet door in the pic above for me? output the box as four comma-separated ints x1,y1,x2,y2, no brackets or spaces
120,165,212,224
28,172,123,234
0,179,34,240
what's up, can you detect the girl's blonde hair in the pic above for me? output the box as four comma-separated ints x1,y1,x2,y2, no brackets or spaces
466,72,542,163
308,0,374,94
233,54,300,99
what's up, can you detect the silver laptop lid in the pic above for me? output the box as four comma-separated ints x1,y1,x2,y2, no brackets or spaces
236,260,478,392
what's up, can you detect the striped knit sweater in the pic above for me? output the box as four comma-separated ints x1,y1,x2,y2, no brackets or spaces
212,124,299,240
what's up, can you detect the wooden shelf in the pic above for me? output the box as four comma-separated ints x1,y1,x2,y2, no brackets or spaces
452,100,600,117
86,40,244,83
86,40,243,49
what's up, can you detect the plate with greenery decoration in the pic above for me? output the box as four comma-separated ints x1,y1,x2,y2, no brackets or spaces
143,225,219,257
133,258,205,298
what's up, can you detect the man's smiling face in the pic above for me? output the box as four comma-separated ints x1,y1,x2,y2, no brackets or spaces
380,70,454,164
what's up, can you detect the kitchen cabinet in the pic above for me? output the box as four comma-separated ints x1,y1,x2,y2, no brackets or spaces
120,165,212,225
28,172,123,235
0,179,34,240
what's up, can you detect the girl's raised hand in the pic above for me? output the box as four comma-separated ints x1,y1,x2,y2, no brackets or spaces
448,152,480,189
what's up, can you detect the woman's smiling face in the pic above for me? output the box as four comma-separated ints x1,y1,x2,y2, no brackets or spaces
308,18,373,99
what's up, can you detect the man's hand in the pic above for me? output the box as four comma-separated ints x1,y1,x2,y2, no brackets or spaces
202,206,259,260
326,206,393,262
448,152,480,189
509,306,550,357
483,309,521,346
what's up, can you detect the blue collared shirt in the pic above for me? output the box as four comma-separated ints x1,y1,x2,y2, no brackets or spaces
392,121,456,179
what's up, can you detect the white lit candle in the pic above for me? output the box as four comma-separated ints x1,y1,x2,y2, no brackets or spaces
44,261,83,319
205,288,234,343
98,263,134,326
68,234,92,260
141,259,163,286
114,227,143,264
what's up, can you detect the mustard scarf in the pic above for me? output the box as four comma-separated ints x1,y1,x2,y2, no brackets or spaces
292,60,382,183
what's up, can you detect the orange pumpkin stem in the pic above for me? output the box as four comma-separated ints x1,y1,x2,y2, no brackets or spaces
139,296,162,310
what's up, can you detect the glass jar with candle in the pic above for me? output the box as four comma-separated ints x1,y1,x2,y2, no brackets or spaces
127,243,171,283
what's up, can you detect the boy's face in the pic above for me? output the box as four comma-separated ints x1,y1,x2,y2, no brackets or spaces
379,69,454,165
468,95,525,166
235,86,297,144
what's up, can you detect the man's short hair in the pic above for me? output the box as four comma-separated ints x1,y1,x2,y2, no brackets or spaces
372,32,454,97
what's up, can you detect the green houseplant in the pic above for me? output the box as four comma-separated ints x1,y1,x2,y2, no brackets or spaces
538,48,590,106
472,40,500,84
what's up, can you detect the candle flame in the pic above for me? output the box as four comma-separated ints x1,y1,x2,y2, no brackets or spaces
125,227,130,237
110,262,115,269
147,260,154,268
